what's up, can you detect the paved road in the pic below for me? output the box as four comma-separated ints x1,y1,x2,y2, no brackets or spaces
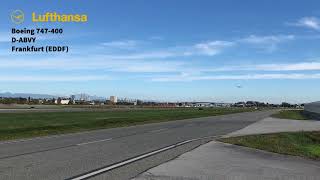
226,117,320,137
0,110,275,180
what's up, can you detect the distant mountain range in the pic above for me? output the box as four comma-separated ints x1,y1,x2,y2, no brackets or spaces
0,92,56,99
0,92,106,100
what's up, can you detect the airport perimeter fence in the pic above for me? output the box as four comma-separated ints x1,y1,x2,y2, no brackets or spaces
304,101,320,120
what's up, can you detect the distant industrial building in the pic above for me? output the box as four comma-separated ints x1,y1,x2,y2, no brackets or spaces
54,99,70,105
179,102,231,108
110,96,117,103
60,99,70,105
70,95,76,104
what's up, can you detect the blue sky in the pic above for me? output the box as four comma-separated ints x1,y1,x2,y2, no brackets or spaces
1,0,320,103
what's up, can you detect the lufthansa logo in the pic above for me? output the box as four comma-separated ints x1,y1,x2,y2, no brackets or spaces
11,10,24,24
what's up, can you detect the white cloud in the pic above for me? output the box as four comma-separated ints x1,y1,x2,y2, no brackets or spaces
0,56,184,73
252,62,320,71
152,73,320,82
2,56,320,83
97,35,294,58
203,61,320,72
101,40,140,49
2,72,319,83
101,51,177,60
241,35,295,44
96,43,231,59
194,41,234,56
290,17,320,30
1,55,320,73
0,75,112,82
98,40,234,59
239,34,295,52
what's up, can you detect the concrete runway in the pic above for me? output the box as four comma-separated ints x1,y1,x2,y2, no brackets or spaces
0,110,275,180
134,141,320,180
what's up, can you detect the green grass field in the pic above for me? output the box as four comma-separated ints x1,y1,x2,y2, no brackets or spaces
0,108,253,141
220,131,320,159
271,110,309,120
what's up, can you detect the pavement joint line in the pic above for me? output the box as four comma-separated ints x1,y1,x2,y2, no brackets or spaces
0,131,96,145
0,136,61,145
0,124,175,146
67,135,220,180
149,128,168,133
0,144,77,160
0,124,174,145
76,138,113,146
0,130,177,159
0,127,164,145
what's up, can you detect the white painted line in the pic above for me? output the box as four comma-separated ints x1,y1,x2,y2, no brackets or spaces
149,128,168,133
77,138,113,146
71,144,177,180
70,135,220,180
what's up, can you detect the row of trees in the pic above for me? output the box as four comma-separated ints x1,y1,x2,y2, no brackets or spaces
281,102,304,108
0,97,56,105
233,101,303,108
0,97,305,108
